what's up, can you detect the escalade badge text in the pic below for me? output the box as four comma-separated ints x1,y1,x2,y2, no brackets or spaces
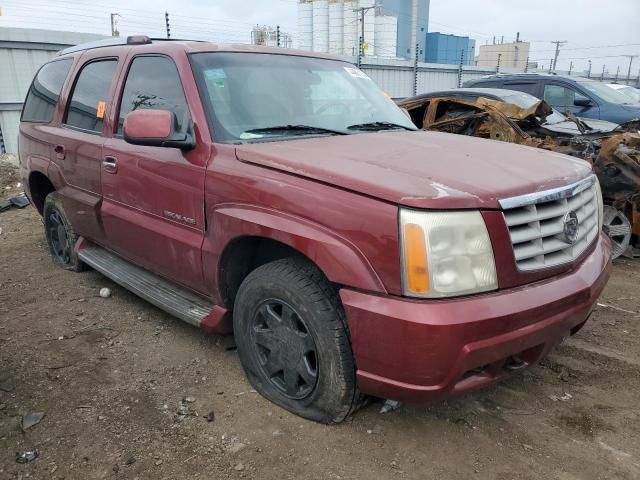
163,210,196,225
563,211,579,244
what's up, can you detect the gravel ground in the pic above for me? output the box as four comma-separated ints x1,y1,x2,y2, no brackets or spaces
1,165,639,479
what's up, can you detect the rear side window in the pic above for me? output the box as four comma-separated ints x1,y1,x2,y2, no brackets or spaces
22,59,73,123
65,59,118,133
117,56,189,134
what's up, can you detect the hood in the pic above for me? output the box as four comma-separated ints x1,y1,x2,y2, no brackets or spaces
235,131,592,209
545,118,619,135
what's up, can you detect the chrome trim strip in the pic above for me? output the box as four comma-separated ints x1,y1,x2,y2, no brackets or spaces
499,175,596,210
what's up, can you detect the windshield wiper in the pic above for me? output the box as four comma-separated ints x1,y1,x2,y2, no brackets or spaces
347,121,416,132
242,124,348,137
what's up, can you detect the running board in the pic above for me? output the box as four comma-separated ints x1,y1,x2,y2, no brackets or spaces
78,243,212,327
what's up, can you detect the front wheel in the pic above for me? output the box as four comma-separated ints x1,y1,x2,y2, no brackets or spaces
233,257,361,423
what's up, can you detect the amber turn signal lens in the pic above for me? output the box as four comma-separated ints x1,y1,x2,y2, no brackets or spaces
403,223,429,294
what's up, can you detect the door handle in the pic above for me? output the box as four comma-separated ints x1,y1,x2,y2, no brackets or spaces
103,156,118,174
54,144,65,160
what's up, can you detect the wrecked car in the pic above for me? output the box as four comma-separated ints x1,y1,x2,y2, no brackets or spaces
398,88,640,258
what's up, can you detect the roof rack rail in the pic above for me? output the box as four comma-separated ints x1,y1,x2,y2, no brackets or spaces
57,35,152,56
149,37,205,43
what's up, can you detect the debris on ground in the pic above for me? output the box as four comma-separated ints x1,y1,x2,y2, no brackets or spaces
99,288,112,298
15,450,39,464
550,392,574,402
176,398,198,421
0,194,30,213
597,302,639,316
380,399,402,414
21,412,46,432
366,424,383,435
0,368,16,392
204,410,215,422
226,441,247,454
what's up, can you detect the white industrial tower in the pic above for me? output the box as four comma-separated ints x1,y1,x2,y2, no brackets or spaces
297,0,401,58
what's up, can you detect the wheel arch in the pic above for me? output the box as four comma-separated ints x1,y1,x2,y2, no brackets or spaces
28,170,56,214
205,205,387,309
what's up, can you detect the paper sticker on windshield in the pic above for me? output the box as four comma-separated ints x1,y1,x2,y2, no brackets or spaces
96,101,106,119
205,68,227,87
205,68,227,80
344,67,370,79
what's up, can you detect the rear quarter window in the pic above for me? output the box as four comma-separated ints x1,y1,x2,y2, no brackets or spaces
21,59,73,123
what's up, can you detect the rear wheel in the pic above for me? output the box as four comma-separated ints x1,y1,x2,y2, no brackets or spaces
43,192,84,271
603,205,631,259
233,257,361,423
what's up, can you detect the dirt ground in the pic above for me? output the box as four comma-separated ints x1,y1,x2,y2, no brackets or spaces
1,161,639,480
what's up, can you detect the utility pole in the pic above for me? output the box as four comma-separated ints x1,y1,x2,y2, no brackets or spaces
165,11,170,39
614,65,620,82
457,49,465,87
276,25,281,47
551,40,567,71
600,64,606,81
413,42,419,96
587,60,592,78
625,55,638,83
353,5,375,64
110,13,120,37
568,61,573,75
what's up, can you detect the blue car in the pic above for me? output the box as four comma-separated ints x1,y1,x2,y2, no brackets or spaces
463,73,640,124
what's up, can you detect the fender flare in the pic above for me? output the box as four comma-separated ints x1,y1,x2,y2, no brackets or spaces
203,204,387,297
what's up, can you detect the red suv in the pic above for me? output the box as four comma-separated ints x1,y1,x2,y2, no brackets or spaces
19,36,612,423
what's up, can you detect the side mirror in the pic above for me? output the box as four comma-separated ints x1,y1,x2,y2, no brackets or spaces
573,97,592,107
123,109,195,149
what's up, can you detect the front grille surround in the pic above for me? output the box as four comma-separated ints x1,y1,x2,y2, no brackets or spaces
499,176,599,271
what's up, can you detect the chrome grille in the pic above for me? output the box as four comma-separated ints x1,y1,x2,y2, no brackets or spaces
499,176,599,271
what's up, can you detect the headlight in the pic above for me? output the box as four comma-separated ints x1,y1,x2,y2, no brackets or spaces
400,209,498,298
594,177,604,231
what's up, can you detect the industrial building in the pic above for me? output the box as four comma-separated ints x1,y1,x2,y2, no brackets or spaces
251,25,293,49
297,0,429,59
425,32,475,65
476,39,530,71
0,27,107,154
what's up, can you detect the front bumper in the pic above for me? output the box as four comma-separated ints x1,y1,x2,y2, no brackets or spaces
340,233,612,403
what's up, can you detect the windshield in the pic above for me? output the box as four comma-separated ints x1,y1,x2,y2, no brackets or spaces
612,85,640,104
578,80,636,104
190,52,416,143
498,91,567,125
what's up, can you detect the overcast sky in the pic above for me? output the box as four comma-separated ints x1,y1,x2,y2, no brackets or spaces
1,0,639,75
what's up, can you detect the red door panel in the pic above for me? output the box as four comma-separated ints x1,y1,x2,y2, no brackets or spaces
101,140,206,292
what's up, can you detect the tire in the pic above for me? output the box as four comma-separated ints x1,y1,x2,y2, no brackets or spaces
233,257,361,423
43,192,85,272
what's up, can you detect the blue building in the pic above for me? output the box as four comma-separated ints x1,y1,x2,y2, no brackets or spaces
377,0,429,59
425,32,475,65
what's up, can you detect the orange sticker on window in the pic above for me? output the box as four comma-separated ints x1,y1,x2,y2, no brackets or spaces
96,101,106,119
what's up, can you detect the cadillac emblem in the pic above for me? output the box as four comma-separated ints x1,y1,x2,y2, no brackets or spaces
563,211,579,244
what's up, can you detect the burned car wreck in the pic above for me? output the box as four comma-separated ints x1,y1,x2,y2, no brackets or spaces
398,89,640,258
